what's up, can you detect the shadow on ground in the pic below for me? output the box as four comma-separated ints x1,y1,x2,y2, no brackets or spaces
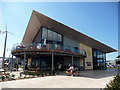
77,69,120,79
56,69,120,79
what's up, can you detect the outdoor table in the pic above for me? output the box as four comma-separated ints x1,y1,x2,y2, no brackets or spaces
0,69,7,76
64,69,80,76
64,69,71,75
27,70,41,76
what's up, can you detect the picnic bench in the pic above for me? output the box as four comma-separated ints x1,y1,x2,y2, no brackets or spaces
64,69,80,76
64,69,71,75
26,69,41,75
0,69,7,77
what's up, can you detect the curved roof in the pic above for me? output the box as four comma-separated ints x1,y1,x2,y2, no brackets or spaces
22,10,117,53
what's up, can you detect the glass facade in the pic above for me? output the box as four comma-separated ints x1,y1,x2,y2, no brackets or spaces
29,56,64,71
92,49,106,70
42,27,62,45
41,27,82,53
30,56,52,70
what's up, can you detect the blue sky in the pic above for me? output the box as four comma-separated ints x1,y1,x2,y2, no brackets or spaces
0,2,118,60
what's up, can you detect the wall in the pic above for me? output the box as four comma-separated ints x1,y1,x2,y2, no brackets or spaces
33,29,41,43
80,43,93,69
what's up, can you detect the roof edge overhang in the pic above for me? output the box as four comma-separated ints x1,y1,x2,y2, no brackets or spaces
22,10,117,53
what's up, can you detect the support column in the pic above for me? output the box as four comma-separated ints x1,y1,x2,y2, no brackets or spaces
23,52,26,73
83,58,85,70
80,58,81,71
72,56,73,65
10,54,13,72
52,52,54,72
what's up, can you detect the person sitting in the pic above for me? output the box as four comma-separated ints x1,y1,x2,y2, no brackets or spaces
69,64,74,76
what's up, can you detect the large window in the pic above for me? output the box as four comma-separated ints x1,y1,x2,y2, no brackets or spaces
42,27,47,40
48,29,53,41
92,49,106,70
52,31,57,41
41,27,62,45
58,34,62,42
31,57,52,70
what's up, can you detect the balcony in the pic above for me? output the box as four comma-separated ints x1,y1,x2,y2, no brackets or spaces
11,43,86,57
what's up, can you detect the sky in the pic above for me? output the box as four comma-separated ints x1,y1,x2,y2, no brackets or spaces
0,2,118,60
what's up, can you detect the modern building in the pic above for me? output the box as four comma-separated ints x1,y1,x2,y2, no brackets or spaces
115,59,120,67
106,60,116,67
11,10,116,72
106,60,112,66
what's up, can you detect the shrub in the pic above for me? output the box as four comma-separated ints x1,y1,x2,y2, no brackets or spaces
44,72,47,76
6,74,12,81
105,73,120,90
42,73,45,77
36,72,41,77
2,76,5,81
18,73,23,79
11,74,15,79
53,71,56,75
49,72,52,76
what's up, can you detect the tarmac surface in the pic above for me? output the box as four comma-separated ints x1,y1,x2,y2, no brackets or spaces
0,69,120,89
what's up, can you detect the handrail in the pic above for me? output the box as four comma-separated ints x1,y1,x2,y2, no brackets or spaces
12,43,86,56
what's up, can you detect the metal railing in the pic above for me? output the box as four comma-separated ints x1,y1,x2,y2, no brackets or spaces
12,43,86,56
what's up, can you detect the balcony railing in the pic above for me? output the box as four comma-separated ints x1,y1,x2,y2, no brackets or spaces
12,43,86,56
